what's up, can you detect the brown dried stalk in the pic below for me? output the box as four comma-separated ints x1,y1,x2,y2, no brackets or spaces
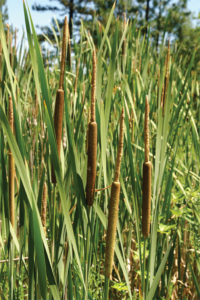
8,96,15,227
105,108,124,279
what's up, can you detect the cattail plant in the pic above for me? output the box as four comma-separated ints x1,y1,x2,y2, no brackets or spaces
104,108,124,297
86,49,97,206
41,182,47,236
52,16,68,183
8,96,15,227
142,96,152,238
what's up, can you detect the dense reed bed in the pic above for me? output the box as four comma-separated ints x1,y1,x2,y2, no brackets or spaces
0,3,199,299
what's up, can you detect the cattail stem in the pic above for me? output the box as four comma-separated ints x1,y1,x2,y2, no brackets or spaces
86,49,97,206
41,182,47,236
114,108,124,182
8,96,15,227
105,108,124,280
91,50,96,123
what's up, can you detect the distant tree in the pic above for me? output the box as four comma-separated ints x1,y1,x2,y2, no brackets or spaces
32,0,193,49
0,0,8,23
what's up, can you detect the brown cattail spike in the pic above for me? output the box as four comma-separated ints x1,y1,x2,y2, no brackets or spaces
52,89,64,183
91,49,96,123
86,122,97,205
41,182,47,236
144,96,149,162
86,50,97,205
142,96,151,238
142,161,152,238
54,89,64,156
114,108,124,182
59,17,68,90
105,181,120,278
8,96,15,227
105,108,124,279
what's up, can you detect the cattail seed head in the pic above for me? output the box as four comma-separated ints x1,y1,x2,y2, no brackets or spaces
142,161,152,238
52,89,64,183
105,181,120,278
86,122,97,206
105,108,124,278
54,89,64,156
59,17,68,90
86,51,97,205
